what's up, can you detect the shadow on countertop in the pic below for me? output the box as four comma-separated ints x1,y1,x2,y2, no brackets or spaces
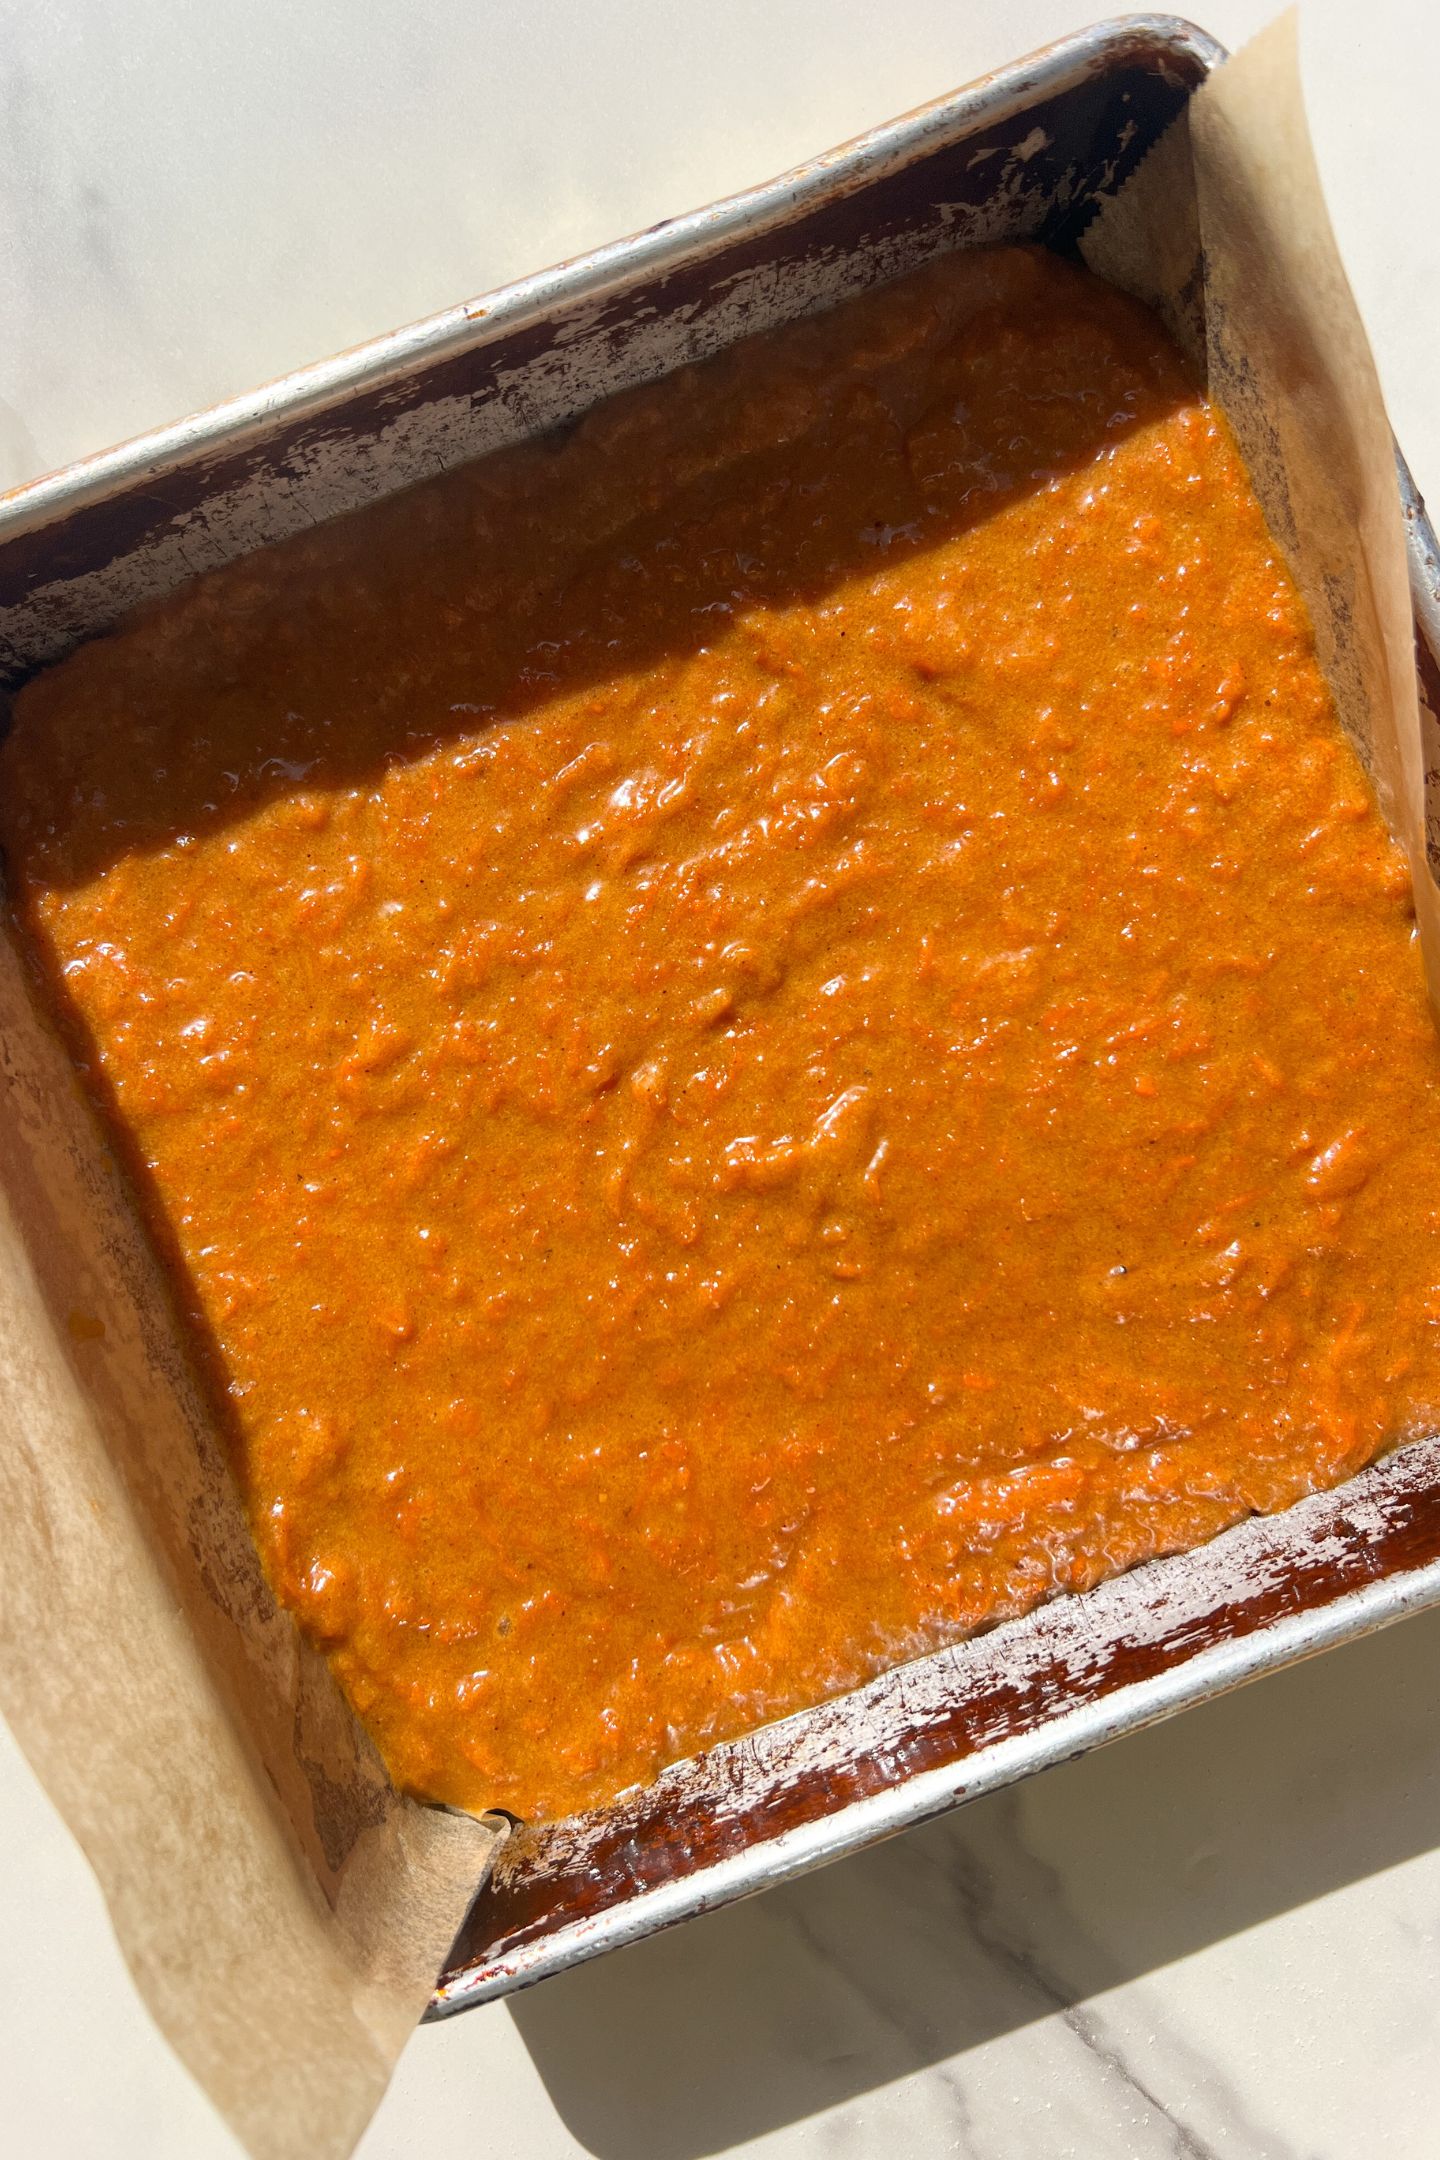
505,1602,1440,2158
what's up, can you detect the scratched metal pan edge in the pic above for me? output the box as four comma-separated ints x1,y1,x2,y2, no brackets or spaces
0,11,1218,559
0,12,1221,681
435,1437,1440,2012
2,13,1438,2019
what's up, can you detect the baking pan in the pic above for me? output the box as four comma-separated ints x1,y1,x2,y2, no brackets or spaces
4,15,1439,2017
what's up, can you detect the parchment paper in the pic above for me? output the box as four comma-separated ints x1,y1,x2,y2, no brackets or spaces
1084,8,1440,989
0,13,1428,2160
0,930,504,2160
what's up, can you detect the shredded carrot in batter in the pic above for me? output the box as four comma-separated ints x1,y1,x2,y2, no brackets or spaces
5,246,1439,1820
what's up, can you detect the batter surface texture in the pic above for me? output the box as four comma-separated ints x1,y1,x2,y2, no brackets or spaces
5,247,1439,1820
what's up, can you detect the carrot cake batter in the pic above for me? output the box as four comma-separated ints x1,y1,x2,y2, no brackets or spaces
5,246,1439,1820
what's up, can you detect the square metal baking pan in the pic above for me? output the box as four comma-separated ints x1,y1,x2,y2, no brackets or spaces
4,14,1440,2018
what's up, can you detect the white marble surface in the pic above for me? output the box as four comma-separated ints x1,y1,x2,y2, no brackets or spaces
4,3,1440,2155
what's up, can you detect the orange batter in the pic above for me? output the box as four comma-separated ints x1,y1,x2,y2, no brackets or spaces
5,246,1440,1822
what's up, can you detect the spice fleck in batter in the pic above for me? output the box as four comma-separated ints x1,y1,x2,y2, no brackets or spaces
5,248,1440,1820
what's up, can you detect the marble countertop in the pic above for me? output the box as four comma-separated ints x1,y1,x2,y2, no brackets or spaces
3,4,1439,2155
